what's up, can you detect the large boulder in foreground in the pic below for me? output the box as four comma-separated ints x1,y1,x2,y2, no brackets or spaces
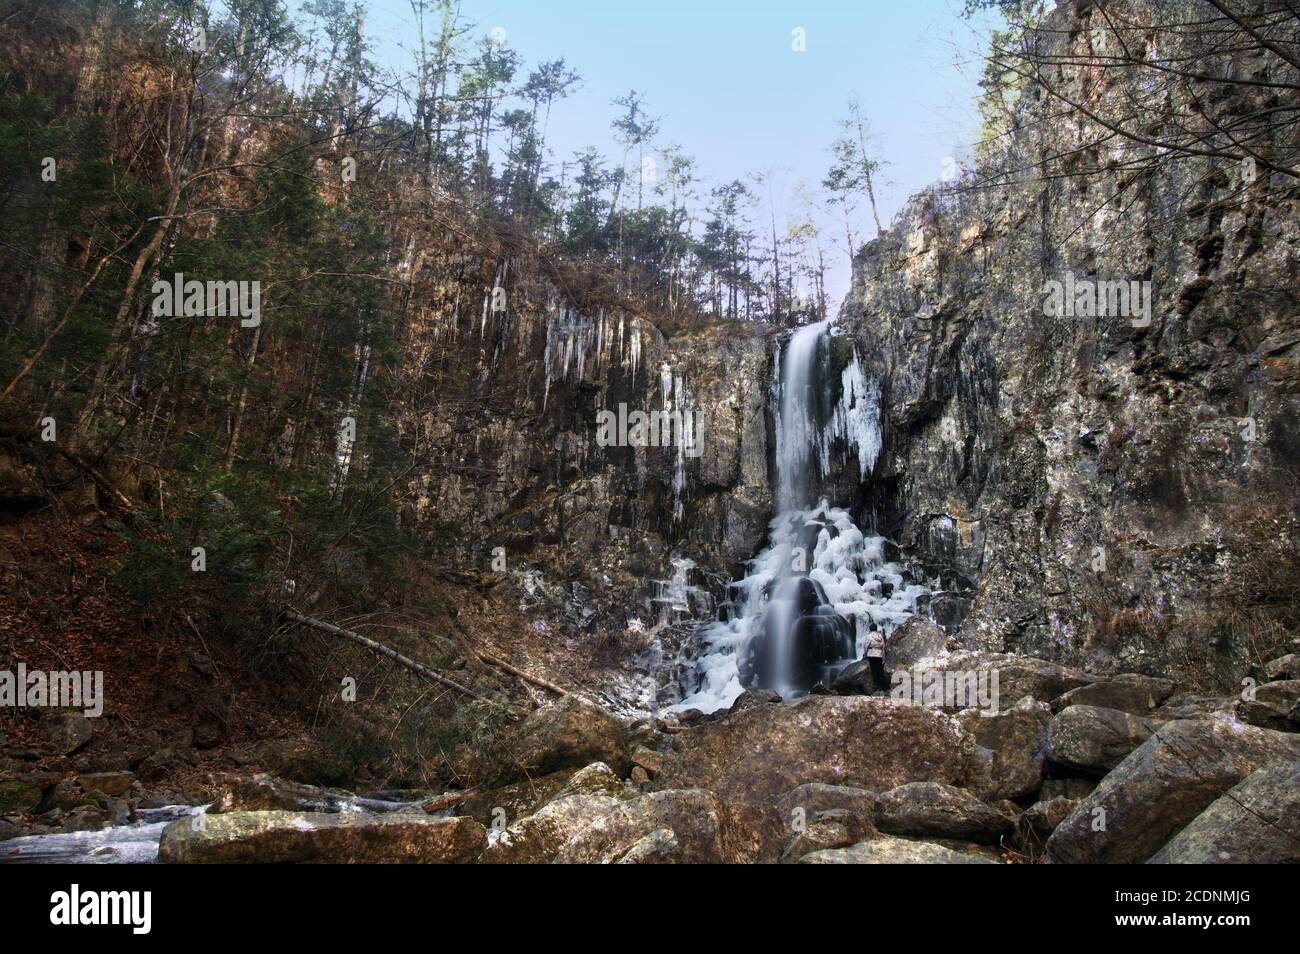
479,762,631,864
1046,705,1154,774
800,834,995,864
158,810,486,863
875,782,1014,844
1148,761,1300,864
959,699,1051,799
1045,716,1300,864
498,696,630,782
483,792,622,864
654,696,973,803
553,789,783,864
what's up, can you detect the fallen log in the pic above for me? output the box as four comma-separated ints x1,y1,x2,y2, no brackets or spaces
420,788,481,814
284,609,486,702
472,646,570,697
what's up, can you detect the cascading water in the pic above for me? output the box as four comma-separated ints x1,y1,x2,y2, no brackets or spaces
673,320,929,713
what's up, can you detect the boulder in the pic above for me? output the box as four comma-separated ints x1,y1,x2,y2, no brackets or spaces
1045,716,1300,864
959,698,1051,799
727,689,782,713
1263,654,1300,681
453,767,577,827
43,779,98,812
874,782,1014,844
482,792,622,864
830,659,874,695
61,804,106,832
555,761,628,799
479,761,634,861
630,746,664,777
615,828,679,863
774,783,876,830
654,696,974,803
800,834,996,864
554,789,782,864
0,778,45,814
1147,761,1300,864
1238,680,1300,732
158,810,486,863
932,652,1092,705
1051,673,1175,715
883,616,948,671
0,816,26,841
1155,693,1233,721
211,774,336,814
1047,705,1154,773
499,696,630,782
40,710,95,755
779,813,860,863
76,771,133,798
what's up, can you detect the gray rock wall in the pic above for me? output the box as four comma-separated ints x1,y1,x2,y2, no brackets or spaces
837,0,1300,688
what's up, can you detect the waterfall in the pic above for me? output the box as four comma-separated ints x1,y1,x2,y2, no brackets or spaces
672,320,927,713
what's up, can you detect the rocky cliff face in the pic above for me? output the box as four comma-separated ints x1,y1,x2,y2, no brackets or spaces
407,0,1298,695
395,265,774,628
837,0,1300,690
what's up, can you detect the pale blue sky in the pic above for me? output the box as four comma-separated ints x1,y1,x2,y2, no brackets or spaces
332,0,998,304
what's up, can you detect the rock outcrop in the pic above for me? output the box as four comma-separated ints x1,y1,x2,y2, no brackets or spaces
874,782,1014,844
835,0,1300,693
1046,705,1155,774
959,698,1051,799
496,695,631,782
1147,761,1300,864
1045,716,1300,864
553,789,782,864
800,834,995,865
653,696,975,803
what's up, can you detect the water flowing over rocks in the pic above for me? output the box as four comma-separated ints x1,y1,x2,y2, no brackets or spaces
29,662,1298,864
